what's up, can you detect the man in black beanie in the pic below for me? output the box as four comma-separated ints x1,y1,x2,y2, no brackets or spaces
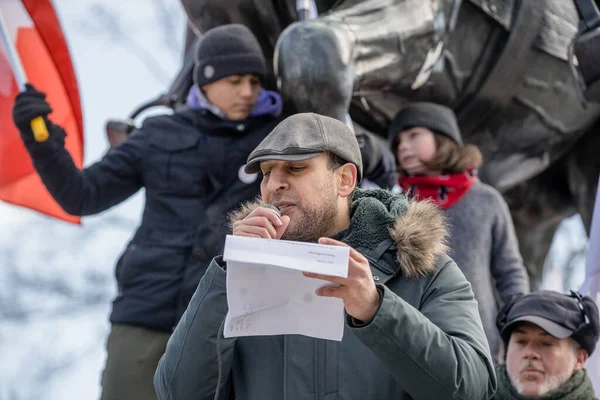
11,23,282,400
494,291,600,399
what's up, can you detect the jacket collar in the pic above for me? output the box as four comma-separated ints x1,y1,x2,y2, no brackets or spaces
176,105,275,134
494,364,596,400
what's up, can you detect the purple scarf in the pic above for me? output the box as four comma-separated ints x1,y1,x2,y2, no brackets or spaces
186,85,283,119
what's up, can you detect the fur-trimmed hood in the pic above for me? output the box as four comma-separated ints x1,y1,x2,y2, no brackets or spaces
228,189,449,278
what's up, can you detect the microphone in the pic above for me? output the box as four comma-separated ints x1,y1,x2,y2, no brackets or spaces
260,204,286,239
261,204,281,218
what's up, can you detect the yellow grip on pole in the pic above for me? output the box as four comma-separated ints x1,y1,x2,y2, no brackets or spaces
31,116,49,142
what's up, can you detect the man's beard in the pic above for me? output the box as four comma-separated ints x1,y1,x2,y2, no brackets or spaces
509,360,574,396
280,191,339,242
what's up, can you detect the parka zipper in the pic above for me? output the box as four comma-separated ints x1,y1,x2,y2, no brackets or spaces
363,253,395,276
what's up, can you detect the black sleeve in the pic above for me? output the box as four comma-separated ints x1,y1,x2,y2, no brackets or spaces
356,130,398,189
24,123,145,216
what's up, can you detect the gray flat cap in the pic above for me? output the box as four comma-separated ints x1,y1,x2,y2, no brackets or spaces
245,113,363,180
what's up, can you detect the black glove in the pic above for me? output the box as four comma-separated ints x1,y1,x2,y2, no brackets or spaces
12,83,66,153
12,83,53,134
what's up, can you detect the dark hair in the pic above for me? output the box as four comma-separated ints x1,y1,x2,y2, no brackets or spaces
327,153,355,208
327,153,348,171
397,133,483,178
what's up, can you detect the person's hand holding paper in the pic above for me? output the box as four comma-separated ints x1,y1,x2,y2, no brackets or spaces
223,234,350,341
228,202,381,339
303,237,381,323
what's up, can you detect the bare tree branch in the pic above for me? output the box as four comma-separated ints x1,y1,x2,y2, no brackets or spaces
152,0,183,58
75,3,176,84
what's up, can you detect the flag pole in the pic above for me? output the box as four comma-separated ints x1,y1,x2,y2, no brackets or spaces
0,7,49,142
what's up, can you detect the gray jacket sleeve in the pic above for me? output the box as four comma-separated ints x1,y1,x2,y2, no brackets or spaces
490,191,530,300
349,259,497,400
154,257,236,400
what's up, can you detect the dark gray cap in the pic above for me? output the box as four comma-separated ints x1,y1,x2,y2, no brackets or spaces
194,24,266,87
245,113,363,180
497,291,600,355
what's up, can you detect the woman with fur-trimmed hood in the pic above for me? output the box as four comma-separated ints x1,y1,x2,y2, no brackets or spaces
388,102,530,362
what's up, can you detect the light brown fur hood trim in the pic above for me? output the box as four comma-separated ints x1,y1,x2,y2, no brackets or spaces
389,198,449,278
227,197,264,231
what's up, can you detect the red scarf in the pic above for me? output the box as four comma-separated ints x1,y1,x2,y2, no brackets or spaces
398,170,477,208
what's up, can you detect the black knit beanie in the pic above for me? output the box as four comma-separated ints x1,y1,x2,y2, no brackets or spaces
194,24,266,87
387,102,463,147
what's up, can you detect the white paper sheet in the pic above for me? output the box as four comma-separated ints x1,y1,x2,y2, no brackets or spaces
222,235,350,341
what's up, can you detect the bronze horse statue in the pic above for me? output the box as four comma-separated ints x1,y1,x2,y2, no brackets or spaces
108,0,600,289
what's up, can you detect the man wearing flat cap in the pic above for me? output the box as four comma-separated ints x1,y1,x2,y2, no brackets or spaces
155,113,496,400
494,290,600,399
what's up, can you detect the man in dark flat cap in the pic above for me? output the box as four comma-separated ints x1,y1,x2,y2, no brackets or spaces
494,290,600,399
155,112,496,400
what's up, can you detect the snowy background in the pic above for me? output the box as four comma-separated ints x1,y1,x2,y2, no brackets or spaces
0,1,590,399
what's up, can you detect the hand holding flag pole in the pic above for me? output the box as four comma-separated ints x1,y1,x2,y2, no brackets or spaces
0,8,49,142
0,0,83,223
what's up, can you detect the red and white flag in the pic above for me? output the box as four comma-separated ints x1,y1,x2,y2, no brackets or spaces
0,0,83,224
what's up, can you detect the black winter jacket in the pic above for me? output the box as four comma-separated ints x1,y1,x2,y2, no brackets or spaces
24,107,279,331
